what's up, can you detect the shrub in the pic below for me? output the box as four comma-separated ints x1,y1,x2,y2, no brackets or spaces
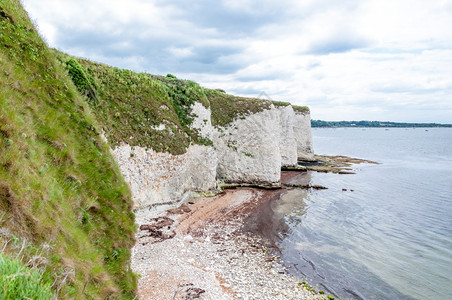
65,58,97,101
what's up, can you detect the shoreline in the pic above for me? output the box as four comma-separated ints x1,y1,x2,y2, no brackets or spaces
131,156,376,299
132,170,327,299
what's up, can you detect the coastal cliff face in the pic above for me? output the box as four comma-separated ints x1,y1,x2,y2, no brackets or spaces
111,144,217,212
111,103,218,213
110,102,314,212
294,110,315,161
214,106,282,184
279,105,298,167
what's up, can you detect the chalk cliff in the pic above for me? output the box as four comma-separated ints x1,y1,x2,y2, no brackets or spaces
279,105,298,167
111,101,218,215
58,54,314,213
213,106,282,184
110,102,314,213
294,109,315,161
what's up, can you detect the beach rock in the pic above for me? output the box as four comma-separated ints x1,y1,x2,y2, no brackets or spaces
185,287,205,299
140,216,174,230
312,185,328,190
167,204,192,215
139,217,176,243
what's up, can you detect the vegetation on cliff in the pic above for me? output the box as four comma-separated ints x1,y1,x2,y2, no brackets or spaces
58,53,299,150
206,89,272,128
0,1,136,298
292,105,310,113
56,53,212,155
0,252,54,299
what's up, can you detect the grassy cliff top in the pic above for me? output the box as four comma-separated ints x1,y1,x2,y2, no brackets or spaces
56,53,212,155
293,105,310,114
1,1,136,298
206,89,273,128
58,53,307,151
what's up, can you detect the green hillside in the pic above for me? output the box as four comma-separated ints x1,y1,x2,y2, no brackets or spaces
0,1,136,298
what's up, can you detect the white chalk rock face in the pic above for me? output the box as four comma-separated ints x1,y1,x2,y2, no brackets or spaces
190,102,214,139
112,144,217,211
111,101,217,211
294,110,315,161
278,106,298,167
214,107,282,184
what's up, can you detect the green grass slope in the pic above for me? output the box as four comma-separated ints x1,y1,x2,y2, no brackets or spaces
0,1,136,298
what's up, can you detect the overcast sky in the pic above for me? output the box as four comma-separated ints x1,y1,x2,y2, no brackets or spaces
22,0,452,123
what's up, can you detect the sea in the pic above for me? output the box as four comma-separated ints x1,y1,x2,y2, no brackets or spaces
266,128,452,299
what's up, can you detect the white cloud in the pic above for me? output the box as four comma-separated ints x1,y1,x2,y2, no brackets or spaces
21,0,452,123
168,46,194,58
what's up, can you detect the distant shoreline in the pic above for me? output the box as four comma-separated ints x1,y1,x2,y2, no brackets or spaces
311,120,452,128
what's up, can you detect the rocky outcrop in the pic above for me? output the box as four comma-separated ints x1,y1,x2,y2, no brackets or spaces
213,106,282,184
112,144,217,213
111,102,313,212
111,102,217,215
294,110,315,161
190,101,215,139
278,106,298,167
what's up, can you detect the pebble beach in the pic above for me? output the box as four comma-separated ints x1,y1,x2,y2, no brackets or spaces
132,171,326,299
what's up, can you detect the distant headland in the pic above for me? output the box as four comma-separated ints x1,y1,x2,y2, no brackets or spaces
311,120,452,128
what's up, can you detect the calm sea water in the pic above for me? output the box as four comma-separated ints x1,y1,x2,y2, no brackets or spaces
275,128,452,299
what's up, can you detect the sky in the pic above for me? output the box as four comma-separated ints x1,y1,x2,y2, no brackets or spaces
21,0,452,123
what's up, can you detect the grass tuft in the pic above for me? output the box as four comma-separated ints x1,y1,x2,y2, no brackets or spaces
64,58,97,102
0,252,54,300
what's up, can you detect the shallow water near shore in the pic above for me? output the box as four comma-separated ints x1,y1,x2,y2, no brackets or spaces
257,128,452,299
